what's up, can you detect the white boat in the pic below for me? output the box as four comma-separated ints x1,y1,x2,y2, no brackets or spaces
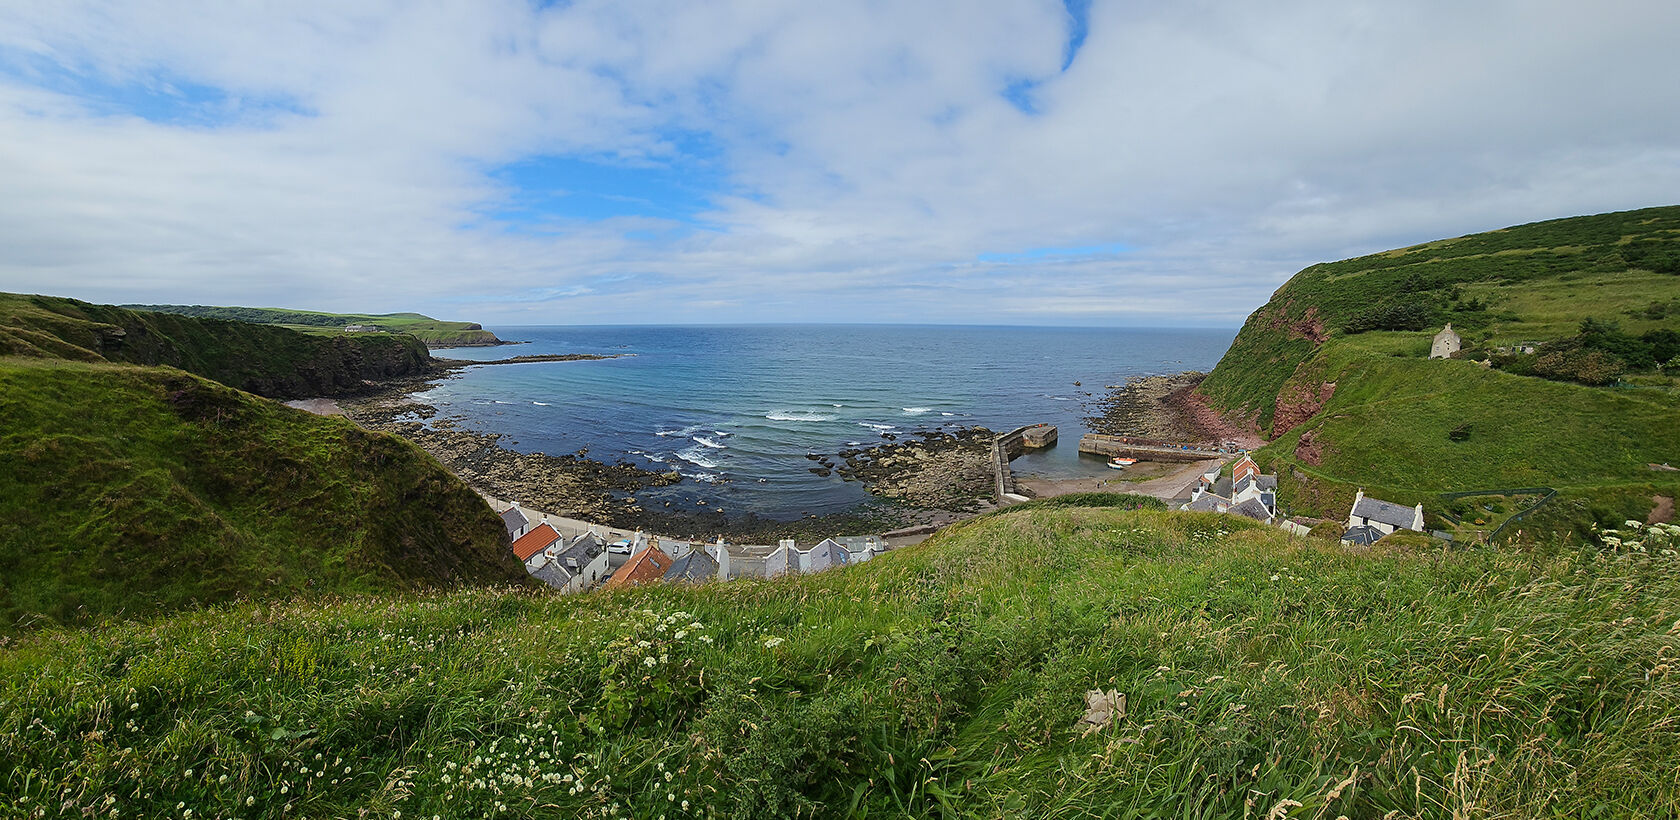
1107,457,1137,469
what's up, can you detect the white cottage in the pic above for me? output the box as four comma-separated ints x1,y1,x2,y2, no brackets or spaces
1344,489,1425,537
1430,324,1462,359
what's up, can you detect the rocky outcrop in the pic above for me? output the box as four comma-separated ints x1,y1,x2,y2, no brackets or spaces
1272,379,1336,437
829,428,997,511
1264,303,1330,344
1294,430,1325,467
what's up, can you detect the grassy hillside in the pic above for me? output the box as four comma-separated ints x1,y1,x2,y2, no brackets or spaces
0,358,530,633
1201,205,1680,432
124,303,507,347
0,293,435,398
3,499,1677,817
1197,207,1680,529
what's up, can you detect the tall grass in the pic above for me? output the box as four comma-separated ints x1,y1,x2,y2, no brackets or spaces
4,506,1677,818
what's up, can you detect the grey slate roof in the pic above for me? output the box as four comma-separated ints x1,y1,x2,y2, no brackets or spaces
501,506,528,538
1211,476,1234,497
1228,498,1274,522
1352,496,1418,528
832,535,883,553
531,561,573,589
553,531,605,569
663,549,719,584
1184,495,1227,513
1341,525,1385,546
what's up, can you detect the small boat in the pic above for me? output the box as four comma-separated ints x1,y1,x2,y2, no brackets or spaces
1107,457,1137,469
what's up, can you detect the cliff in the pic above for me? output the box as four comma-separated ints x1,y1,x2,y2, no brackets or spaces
1,293,436,398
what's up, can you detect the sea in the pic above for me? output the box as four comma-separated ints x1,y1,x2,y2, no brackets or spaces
421,325,1235,519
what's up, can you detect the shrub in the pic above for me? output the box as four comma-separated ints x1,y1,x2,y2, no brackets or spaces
1342,299,1438,334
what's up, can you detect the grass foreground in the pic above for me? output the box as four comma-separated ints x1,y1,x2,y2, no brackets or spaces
4,500,1678,819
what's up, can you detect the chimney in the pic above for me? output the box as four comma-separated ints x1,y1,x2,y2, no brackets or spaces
708,543,730,580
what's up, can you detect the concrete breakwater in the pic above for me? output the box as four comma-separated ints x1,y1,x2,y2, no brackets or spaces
992,424,1056,501
1077,433,1226,463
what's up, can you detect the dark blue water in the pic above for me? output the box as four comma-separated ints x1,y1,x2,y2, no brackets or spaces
423,325,1233,518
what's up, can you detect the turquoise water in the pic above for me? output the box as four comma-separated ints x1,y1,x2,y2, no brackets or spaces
422,325,1234,518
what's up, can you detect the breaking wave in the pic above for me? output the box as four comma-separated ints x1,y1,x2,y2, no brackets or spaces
676,446,719,469
766,411,837,422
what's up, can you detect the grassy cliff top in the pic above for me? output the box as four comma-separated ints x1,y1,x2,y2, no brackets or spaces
0,357,531,633
3,499,1676,817
123,303,506,347
1201,205,1680,432
0,292,435,399
1192,207,1680,531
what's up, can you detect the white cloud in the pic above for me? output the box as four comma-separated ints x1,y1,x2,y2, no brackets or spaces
0,0,1677,325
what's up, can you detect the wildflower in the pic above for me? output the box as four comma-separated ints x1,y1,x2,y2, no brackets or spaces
644,657,658,667
763,637,784,649
674,630,688,639
246,797,255,807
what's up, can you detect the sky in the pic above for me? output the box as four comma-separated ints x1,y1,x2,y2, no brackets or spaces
1,1,1678,327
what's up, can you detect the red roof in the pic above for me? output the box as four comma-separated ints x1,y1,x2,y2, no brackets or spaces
605,546,673,589
512,524,561,562
1232,454,1260,482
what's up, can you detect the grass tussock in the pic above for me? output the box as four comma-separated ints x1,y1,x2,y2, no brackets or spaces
4,505,1677,818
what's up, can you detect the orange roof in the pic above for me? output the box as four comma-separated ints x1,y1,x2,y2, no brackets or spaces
512,524,561,562
605,546,673,590
1232,454,1260,482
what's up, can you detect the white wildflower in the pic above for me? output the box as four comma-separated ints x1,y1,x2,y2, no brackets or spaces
763,637,784,649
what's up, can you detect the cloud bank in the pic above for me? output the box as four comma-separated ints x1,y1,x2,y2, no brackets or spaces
1,0,1677,325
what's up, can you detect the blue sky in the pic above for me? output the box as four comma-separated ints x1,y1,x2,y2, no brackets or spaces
0,0,1677,326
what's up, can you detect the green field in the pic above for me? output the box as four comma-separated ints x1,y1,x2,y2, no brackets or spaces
4,498,1677,818
123,304,506,347
0,358,530,633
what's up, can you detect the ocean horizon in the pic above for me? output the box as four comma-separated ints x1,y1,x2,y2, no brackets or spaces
422,324,1236,519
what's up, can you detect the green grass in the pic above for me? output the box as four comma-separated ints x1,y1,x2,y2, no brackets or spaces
0,293,435,399
0,357,529,634
1196,207,1680,534
1248,342,1680,528
122,304,506,347
1200,205,1680,430
4,503,1678,818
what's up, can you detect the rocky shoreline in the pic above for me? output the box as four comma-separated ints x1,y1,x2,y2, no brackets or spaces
810,428,997,512
1081,372,1264,449
335,363,997,541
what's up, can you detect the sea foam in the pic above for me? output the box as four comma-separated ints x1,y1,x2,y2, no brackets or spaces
766,411,837,422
